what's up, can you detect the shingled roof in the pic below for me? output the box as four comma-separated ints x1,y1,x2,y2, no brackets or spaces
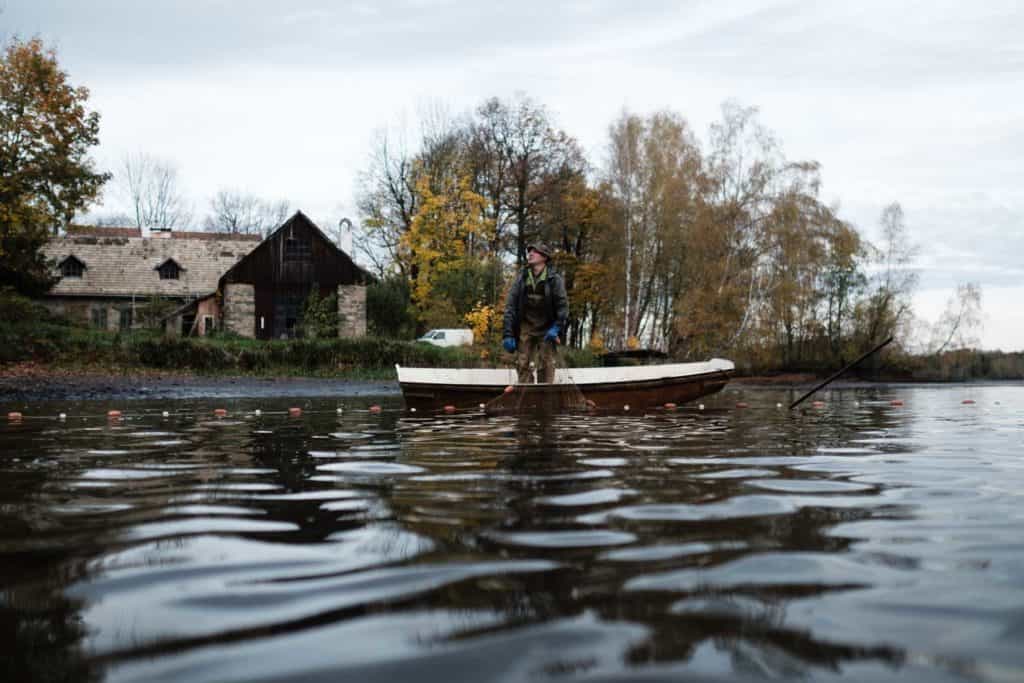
42,231,260,298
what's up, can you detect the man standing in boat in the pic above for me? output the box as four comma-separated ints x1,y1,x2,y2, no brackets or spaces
502,242,569,384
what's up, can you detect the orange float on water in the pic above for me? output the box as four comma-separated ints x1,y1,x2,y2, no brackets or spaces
213,408,228,417
812,400,826,408
369,405,382,414
664,402,677,410
107,410,122,419
443,405,456,413
7,411,23,421
288,407,302,417
735,402,749,409
504,385,515,394
961,399,976,405
890,400,904,407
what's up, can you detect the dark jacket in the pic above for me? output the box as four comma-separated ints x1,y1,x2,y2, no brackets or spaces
503,266,569,341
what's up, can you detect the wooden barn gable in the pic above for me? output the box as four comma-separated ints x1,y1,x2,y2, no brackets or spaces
219,211,369,289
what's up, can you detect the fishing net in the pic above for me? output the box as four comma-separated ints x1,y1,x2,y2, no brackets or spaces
485,345,591,416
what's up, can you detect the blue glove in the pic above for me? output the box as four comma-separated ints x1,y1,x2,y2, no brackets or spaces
502,337,517,353
544,325,560,343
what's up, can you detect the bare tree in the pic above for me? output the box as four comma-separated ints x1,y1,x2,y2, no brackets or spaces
88,212,136,227
356,128,419,278
469,95,586,265
860,202,919,346
930,282,983,353
120,152,192,231
203,189,290,236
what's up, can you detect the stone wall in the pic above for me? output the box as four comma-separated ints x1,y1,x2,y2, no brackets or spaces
43,297,131,332
337,285,366,338
223,283,255,338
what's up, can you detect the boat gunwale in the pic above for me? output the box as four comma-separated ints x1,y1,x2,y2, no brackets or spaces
396,359,734,388
398,368,733,393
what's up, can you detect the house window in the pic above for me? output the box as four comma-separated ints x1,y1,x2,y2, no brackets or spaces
60,257,85,278
284,238,311,262
203,316,214,335
91,307,108,329
157,260,181,280
119,308,133,330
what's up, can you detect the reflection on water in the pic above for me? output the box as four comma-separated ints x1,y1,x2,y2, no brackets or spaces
1,386,1023,682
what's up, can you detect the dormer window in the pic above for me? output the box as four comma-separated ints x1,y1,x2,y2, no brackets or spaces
156,259,182,280
59,256,86,278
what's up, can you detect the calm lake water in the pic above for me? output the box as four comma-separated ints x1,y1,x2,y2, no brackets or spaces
1,384,1022,682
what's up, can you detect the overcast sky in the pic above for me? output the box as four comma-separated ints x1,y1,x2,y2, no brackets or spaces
5,0,1022,349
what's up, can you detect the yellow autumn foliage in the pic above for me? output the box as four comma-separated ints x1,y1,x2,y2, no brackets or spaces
401,171,494,323
464,302,502,347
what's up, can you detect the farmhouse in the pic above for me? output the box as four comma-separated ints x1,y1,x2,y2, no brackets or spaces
41,211,370,338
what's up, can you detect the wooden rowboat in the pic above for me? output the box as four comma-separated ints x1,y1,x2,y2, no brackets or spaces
396,358,734,414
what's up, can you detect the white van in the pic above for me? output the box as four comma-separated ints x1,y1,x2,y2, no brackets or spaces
417,328,474,347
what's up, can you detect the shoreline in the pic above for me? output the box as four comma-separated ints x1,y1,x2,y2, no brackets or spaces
2,362,1018,404
0,362,399,403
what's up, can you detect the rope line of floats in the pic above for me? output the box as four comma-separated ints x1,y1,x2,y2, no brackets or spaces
5,397,989,423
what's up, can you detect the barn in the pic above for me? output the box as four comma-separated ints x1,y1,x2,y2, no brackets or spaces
217,211,372,339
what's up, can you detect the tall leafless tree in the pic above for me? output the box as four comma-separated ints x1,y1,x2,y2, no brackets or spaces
120,152,192,231
203,189,290,236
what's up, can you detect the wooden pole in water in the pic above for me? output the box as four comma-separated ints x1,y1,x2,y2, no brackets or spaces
789,336,894,410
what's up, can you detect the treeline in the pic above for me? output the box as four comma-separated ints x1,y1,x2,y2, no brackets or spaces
355,95,933,370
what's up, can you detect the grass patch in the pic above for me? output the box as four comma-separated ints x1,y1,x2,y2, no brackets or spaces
0,309,601,380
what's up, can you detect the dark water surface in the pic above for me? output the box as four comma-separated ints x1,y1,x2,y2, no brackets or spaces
1,385,1022,682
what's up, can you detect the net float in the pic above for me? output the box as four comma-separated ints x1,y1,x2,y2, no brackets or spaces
812,401,826,408
7,411,22,421
735,402,749,409
369,405,382,414
59,413,67,420
443,405,456,413
213,408,228,417
288,407,302,417
890,400,904,406
253,409,261,416
162,411,170,418
504,385,515,394
961,399,975,405
664,402,677,410
107,410,122,419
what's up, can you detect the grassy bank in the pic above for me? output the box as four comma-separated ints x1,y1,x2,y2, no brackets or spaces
0,325,585,379
0,318,598,380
